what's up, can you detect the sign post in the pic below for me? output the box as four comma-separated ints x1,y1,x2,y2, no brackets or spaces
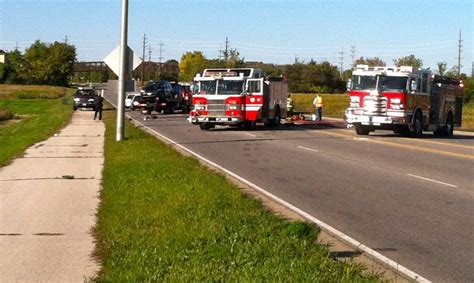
117,0,129,141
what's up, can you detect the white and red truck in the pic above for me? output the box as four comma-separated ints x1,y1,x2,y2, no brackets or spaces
188,68,287,130
344,65,464,137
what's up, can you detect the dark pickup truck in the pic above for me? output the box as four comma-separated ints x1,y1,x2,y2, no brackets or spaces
73,87,97,111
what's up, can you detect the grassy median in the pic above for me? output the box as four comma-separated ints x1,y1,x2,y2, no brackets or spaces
0,84,73,166
94,108,380,282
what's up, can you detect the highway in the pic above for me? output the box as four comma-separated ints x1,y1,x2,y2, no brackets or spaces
105,90,474,282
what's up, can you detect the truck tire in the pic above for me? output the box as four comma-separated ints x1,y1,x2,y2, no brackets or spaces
436,112,454,137
243,121,256,130
199,123,211,130
412,112,423,138
355,124,370,135
267,106,281,127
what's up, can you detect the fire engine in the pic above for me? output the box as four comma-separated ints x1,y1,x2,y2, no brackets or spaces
345,65,464,137
188,68,287,130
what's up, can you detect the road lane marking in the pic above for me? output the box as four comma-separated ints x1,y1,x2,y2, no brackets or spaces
245,133,257,138
407,174,458,188
123,116,430,283
316,130,474,160
392,137,474,150
297,145,319,153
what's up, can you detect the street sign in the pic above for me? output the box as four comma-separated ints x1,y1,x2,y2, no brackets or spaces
103,45,142,76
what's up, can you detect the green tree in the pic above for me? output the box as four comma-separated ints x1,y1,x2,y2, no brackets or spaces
393,54,423,68
354,56,386,67
437,62,447,76
160,60,179,81
47,42,77,86
20,40,76,86
179,51,208,82
3,50,25,84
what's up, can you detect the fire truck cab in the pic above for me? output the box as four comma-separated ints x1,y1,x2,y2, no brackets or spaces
188,68,287,130
345,65,464,137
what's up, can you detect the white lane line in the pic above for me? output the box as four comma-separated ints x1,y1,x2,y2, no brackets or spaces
297,145,319,153
127,117,430,283
245,133,257,137
407,174,458,188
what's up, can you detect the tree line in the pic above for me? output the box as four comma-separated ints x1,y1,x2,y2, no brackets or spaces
0,41,471,101
0,40,76,86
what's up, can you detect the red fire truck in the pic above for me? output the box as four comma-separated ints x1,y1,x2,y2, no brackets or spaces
188,68,288,130
345,65,464,137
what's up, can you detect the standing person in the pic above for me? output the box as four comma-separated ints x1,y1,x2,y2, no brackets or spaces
287,94,294,117
94,94,103,120
312,94,323,121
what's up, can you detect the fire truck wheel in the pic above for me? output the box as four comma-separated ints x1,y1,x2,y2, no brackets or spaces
243,121,256,130
412,112,423,137
444,113,454,137
355,124,370,135
199,123,212,130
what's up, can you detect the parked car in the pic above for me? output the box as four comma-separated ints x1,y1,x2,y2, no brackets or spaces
73,87,97,111
125,92,139,109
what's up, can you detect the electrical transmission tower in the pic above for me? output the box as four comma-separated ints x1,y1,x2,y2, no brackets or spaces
456,29,463,75
338,47,344,79
141,34,147,83
224,37,229,62
158,43,164,76
350,45,355,69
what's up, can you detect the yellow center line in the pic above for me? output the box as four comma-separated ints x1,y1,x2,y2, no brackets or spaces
392,137,474,150
314,129,474,160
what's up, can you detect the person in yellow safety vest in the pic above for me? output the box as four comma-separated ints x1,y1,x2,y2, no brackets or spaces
287,94,294,117
312,94,323,121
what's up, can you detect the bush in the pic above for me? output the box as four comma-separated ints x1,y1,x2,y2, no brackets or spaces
0,108,14,121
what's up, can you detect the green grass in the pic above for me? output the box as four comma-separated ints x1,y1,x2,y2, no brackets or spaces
0,85,73,166
94,108,380,282
290,93,348,118
460,101,474,131
0,84,68,99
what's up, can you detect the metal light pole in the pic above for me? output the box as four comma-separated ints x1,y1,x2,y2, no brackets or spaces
116,0,129,141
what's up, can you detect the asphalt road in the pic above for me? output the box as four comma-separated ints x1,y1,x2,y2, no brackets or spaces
105,90,473,282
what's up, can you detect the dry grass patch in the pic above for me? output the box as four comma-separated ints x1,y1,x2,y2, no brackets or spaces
0,84,67,99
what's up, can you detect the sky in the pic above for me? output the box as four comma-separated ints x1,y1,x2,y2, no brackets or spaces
1,0,473,74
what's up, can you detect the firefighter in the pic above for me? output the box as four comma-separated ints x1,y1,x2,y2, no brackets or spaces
312,94,323,121
287,94,294,117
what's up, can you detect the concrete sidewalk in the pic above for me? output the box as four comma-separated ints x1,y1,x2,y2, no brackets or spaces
0,110,103,282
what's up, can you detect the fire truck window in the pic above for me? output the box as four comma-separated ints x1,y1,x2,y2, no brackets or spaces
377,76,408,92
417,78,422,92
421,73,428,93
200,81,216,95
248,81,261,93
352,75,376,91
218,80,244,95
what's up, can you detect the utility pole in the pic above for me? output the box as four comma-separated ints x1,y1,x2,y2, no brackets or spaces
147,45,152,81
148,45,152,62
64,35,68,44
224,37,229,62
350,45,355,69
456,29,463,75
338,46,344,79
15,41,19,51
117,0,129,141
158,43,164,77
141,34,147,83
